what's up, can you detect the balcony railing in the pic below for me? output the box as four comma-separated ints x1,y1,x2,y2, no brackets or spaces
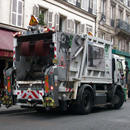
111,19,114,27
88,7,92,14
116,19,130,33
76,1,80,8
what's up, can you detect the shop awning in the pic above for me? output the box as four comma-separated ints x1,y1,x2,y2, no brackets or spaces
0,29,13,51
0,29,13,57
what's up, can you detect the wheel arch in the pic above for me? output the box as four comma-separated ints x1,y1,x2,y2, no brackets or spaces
76,84,94,105
112,84,125,105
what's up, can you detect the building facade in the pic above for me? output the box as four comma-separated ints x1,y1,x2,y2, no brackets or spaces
97,0,130,76
0,0,97,97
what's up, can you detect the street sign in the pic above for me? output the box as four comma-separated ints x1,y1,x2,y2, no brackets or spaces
29,15,38,26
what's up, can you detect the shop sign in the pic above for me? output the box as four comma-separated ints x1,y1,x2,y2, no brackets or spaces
0,50,13,57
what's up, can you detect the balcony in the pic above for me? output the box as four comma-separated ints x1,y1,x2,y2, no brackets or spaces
111,19,114,27
116,19,130,40
88,7,92,14
76,1,80,8
101,13,106,22
116,19,130,33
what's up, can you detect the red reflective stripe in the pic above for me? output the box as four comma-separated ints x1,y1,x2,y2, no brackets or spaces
22,93,27,98
28,95,33,99
21,91,23,94
7,77,10,79
7,80,11,92
31,91,39,99
17,92,20,95
45,76,49,93
54,47,56,51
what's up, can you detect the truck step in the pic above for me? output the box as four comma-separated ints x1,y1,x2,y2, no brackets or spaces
95,90,107,93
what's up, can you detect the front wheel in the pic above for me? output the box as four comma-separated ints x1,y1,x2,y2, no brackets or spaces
76,90,92,114
113,90,124,109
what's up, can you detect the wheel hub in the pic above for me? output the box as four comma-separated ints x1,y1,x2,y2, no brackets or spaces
114,95,120,104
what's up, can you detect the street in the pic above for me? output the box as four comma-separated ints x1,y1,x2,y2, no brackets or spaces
0,100,130,130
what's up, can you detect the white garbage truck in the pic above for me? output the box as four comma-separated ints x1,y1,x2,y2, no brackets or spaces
1,21,125,114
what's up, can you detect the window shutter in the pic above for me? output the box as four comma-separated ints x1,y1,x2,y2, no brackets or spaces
67,19,71,33
86,26,92,34
81,0,88,11
48,11,53,28
68,0,76,5
71,20,75,33
73,0,76,5
81,0,85,10
86,0,89,11
55,13,59,31
98,30,101,38
17,0,23,27
12,0,17,25
93,0,97,15
33,4,39,18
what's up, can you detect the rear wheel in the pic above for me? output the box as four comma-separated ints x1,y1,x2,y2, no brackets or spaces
76,90,92,114
113,90,124,109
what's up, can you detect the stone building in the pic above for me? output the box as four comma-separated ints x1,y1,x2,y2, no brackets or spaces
97,0,130,73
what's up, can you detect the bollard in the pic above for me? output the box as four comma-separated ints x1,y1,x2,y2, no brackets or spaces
123,88,127,101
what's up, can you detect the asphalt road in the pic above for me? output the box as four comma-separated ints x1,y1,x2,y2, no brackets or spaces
0,100,130,130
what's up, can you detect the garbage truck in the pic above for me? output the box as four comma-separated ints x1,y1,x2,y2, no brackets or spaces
1,17,125,114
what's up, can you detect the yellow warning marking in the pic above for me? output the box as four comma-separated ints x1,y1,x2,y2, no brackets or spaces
29,15,38,26
88,32,93,36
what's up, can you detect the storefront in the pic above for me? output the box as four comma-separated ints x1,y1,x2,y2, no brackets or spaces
112,49,130,98
0,29,13,99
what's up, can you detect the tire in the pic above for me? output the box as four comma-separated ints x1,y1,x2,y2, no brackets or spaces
113,90,124,109
76,90,92,114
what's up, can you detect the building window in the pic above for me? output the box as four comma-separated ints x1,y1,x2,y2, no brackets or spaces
118,39,122,51
11,0,23,27
119,9,123,20
125,42,128,52
101,0,105,14
89,0,92,8
59,16,66,32
39,8,48,25
81,0,89,11
75,21,80,34
126,14,129,23
101,32,105,39
111,5,114,19
111,36,114,43
111,5,115,27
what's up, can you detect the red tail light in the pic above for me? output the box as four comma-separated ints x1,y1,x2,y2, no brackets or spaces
44,27,50,32
49,86,54,91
